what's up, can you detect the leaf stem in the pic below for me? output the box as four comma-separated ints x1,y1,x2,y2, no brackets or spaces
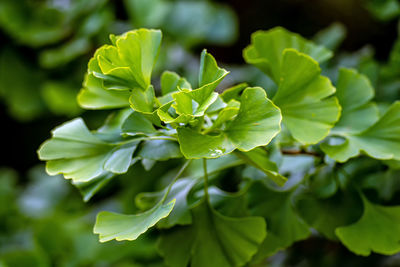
203,158,209,200
163,160,192,201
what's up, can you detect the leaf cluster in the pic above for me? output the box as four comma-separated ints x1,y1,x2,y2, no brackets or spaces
38,26,400,266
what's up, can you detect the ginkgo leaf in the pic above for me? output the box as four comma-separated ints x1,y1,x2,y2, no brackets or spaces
157,199,266,267
243,27,333,83
121,111,157,135
247,182,310,261
129,85,156,113
331,68,379,134
169,50,228,118
336,195,400,256
157,101,195,124
272,49,340,144
78,74,131,109
220,83,247,102
177,127,235,159
322,101,400,162
178,87,282,159
94,199,175,242
93,29,162,91
161,70,191,95
38,118,138,182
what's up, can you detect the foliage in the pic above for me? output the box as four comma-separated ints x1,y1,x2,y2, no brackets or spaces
37,24,400,267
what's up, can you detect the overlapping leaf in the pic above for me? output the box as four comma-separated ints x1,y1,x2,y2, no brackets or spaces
177,87,282,158
336,195,400,256
243,27,333,83
330,68,379,134
94,199,175,242
157,199,266,267
322,101,400,162
244,28,339,144
78,29,162,109
160,50,228,123
247,183,310,261
38,118,139,182
271,49,340,144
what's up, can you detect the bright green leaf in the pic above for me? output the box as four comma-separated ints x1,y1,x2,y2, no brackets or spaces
94,199,175,242
336,195,400,256
332,68,379,134
272,49,340,144
161,71,191,95
178,87,281,159
38,118,138,182
78,74,130,109
322,102,400,162
244,27,333,83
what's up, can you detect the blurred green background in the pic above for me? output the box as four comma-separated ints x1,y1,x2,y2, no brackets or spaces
1,0,400,266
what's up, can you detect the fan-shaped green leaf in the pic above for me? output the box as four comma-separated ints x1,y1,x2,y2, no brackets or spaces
336,195,400,256
169,50,228,119
161,70,191,95
88,29,161,91
38,118,138,182
94,199,175,242
332,68,379,134
271,49,340,144
322,102,400,162
178,87,281,159
78,74,131,109
243,27,333,83
157,200,266,267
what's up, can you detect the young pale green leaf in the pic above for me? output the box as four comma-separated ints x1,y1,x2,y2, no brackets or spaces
94,199,175,242
243,27,333,83
157,101,194,124
38,118,138,182
198,49,229,93
169,51,228,119
322,102,400,162
161,71,191,95
332,68,379,134
88,29,161,91
129,85,156,113
78,74,131,109
247,183,310,261
178,87,282,159
272,49,340,144
220,83,248,102
336,195,400,256
212,100,240,129
157,199,266,267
